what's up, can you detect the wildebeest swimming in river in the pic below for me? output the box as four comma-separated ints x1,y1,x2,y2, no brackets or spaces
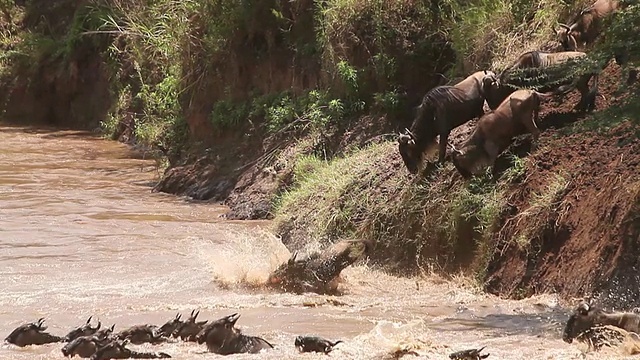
90,339,171,359
449,346,490,359
195,313,274,355
294,335,343,354
61,334,111,358
398,70,498,173
267,239,372,294
563,301,640,344
4,317,63,347
64,316,102,342
115,324,167,345
157,313,184,338
172,309,208,341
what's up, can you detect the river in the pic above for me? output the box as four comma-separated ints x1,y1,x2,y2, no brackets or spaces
0,125,633,359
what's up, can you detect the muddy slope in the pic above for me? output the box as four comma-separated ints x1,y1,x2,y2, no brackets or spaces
483,63,640,305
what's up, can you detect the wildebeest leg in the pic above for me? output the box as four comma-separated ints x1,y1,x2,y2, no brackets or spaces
627,69,638,85
438,132,449,164
483,142,500,174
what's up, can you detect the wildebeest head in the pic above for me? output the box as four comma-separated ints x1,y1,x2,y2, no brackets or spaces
64,316,101,342
4,318,63,347
158,313,183,337
195,313,240,348
61,335,108,358
556,23,579,51
173,309,207,341
195,313,273,355
397,127,420,174
563,301,597,343
93,324,115,341
450,142,490,179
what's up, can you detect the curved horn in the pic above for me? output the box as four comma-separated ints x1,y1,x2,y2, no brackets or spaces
86,316,92,324
95,321,101,330
175,313,181,320
288,251,298,264
558,23,570,30
190,309,195,317
404,128,416,138
193,310,200,321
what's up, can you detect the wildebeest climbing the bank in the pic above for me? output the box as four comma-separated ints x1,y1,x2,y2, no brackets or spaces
397,70,498,173
556,0,636,84
451,89,552,178
492,50,600,113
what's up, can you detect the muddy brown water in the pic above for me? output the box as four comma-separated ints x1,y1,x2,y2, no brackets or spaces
0,125,634,359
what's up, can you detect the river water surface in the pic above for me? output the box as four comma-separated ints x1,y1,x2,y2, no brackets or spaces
0,125,634,359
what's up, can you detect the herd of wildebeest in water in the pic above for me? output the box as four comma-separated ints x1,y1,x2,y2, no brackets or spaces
4,0,640,359
397,0,636,178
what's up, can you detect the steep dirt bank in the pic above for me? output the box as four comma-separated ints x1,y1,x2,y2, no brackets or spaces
158,60,640,305
485,121,639,302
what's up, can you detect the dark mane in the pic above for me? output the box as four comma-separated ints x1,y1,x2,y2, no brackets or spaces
408,86,468,140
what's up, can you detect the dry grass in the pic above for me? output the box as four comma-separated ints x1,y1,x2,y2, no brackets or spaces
273,140,508,275
509,170,572,251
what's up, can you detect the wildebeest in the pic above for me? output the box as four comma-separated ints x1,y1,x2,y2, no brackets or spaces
195,313,274,355
493,50,599,113
115,324,166,345
450,89,553,178
93,324,115,340
267,239,372,294
294,335,343,354
64,316,101,342
397,70,497,173
563,301,640,343
61,335,111,358
157,313,184,338
4,318,63,347
556,0,637,84
172,309,207,341
89,339,171,359
449,346,490,360
556,0,620,52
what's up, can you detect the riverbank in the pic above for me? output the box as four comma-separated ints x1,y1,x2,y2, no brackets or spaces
0,0,638,305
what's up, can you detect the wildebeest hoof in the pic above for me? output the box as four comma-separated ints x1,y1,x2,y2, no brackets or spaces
449,346,490,360
294,335,343,354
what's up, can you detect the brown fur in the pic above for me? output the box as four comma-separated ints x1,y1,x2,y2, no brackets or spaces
491,51,599,113
451,89,551,177
398,71,496,172
556,0,620,51
563,302,640,343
